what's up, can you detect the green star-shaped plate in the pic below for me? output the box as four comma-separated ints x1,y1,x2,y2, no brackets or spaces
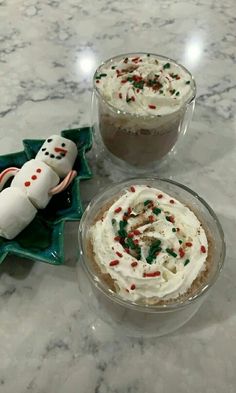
0,127,92,265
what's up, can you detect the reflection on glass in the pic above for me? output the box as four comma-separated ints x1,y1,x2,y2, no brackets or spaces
76,50,97,77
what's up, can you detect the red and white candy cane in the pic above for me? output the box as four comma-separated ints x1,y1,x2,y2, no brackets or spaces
0,167,19,192
49,170,77,196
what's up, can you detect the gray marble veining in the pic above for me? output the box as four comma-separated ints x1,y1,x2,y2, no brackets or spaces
0,0,236,392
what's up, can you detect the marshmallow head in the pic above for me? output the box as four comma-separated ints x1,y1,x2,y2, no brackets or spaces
0,187,37,240
35,135,78,178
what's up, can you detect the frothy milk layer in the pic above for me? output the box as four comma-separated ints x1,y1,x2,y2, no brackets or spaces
95,55,194,116
89,185,208,302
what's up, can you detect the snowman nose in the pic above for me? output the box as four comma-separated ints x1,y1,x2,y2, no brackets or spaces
54,147,67,154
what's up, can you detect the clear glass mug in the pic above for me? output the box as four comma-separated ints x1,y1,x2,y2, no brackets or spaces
92,53,196,171
77,178,225,337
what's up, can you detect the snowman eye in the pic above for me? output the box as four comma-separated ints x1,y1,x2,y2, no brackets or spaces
61,143,65,147
47,138,52,143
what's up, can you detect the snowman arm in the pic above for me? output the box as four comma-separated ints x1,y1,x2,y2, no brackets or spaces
48,170,77,196
0,167,19,192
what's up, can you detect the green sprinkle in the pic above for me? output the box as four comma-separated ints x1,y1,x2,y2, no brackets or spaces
159,90,163,94
170,89,176,95
126,97,132,103
166,248,177,258
179,240,183,244
186,81,190,84
111,66,116,69
126,238,136,250
146,256,153,264
147,53,150,57
175,91,180,96
163,63,170,69
119,220,128,230
153,207,161,216
118,229,127,238
112,219,116,225
144,199,152,206
184,259,190,266
172,228,176,232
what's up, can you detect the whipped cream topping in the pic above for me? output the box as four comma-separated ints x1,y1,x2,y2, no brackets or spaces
95,55,194,116
89,185,208,302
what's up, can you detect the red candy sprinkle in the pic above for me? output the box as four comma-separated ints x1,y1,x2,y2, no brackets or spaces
179,248,185,258
143,271,161,278
119,93,122,99
131,261,138,267
201,245,206,253
114,207,122,213
121,79,127,83
176,228,180,232
130,186,135,192
186,242,192,247
149,215,154,223
24,181,30,187
130,284,136,290
128,232,134,238
134,239,139,245
109,260,119,266
131,96,135,101
137,89,140,93
124,248,130,254
132,57,140,62
116,252,123,258
169,216,175,223
157,194,163,199
114,236,121,242
36,168,41,173
170,199,175,204
148,104,156,109
31,175,37,180
133,229,141,235
127,207,132,215
96,80,100,83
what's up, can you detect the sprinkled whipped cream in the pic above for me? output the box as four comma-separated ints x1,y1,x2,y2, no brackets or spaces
90,185,208,302
94,54,194,116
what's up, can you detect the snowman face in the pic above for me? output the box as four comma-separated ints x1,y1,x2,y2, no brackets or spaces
36,135,78,178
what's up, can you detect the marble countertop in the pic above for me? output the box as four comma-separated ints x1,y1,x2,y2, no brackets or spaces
0,0,236,392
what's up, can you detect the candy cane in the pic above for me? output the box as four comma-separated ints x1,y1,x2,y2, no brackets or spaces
48,170,77,196
0,167,19,191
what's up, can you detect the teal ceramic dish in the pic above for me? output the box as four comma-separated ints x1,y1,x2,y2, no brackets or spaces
0,127,92,265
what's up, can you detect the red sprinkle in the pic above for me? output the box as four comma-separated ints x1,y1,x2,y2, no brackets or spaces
127,207,132,215
176,228,180,232
116,252,123,258
96,80,100,83
148,104,156,109
133,229,141,236
130,284,136,290
157,194,163,199
186,242,192,247
170,199,175,204
127,232,134,238
124,248,130,254
119,93,122,99
132,57,140,62
121,79,127,83
143,271,161,278
24,181,30,187
149,215,154,223
114,207,122,213
131,96,135,101
131,261,138,267
201,245,206,253
134,239,139,245
130,186,135,192
176,76,180,80
179,248,185,258
36,168,41,173
137,89,140,93
31,175,37,180
114,236,121,242
109,260,119,266
169,215,175,224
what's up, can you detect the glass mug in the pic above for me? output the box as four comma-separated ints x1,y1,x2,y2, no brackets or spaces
92,53,196,172
77,178,225,337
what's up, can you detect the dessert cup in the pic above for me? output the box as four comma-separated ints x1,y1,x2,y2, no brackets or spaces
92,53,196,172
77,178,225,337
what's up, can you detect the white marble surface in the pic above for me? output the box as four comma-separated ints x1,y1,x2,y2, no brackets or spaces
0,0,236,392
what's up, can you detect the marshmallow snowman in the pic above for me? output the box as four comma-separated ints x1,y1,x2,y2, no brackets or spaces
0,135,78,239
